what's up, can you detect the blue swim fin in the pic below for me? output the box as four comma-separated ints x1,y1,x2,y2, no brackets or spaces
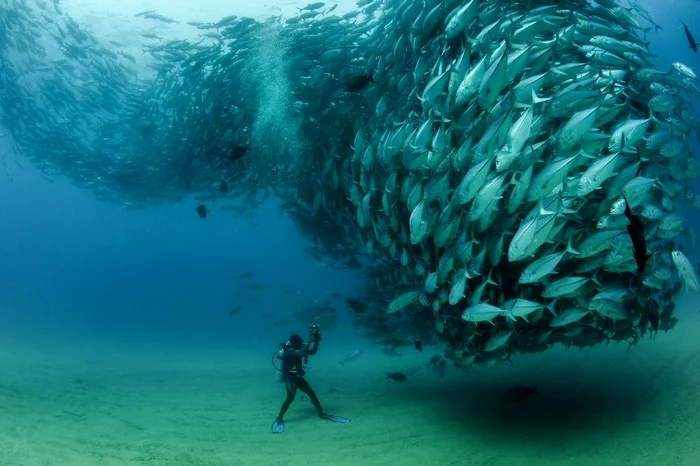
320,413,350,423
271,417,285,433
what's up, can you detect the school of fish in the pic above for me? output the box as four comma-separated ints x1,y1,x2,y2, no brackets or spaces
1,0,700,369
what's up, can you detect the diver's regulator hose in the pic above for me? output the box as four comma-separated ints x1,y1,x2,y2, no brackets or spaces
271,348,282,371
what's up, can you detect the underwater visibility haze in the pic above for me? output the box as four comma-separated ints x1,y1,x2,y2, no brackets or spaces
1,0,700,464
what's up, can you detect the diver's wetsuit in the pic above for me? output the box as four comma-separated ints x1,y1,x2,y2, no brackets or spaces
276,337,324,420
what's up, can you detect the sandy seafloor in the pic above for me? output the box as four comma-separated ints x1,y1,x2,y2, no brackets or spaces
1,295,699,466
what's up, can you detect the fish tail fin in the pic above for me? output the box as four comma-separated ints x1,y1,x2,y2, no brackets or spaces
565,237,580,256
638,149,650,163
531,88,550,105
655,178,669,195
546,299,558,318
508,171,519,186
486,269,497,286
649,108,664,126
577,150,596,160
591,270,602,287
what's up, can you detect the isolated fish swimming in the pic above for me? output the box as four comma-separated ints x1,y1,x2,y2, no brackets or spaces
339,350,362,367
345,72,373,92
503,385,538,402
671,251,700,293
387,371,408,382
346,298,365,314
623,195,653,273
680,19,699,53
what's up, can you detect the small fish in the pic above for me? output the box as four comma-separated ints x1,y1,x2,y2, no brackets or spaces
140,124,156,136
229,144,248,162
673,62,698,80
305,248,323,262
345,72,373,92
640,308,659,335
346,298,364,313
135,9,156,17
339,350,362,367
196,204,207,219
298,1,325,11
220,180,228,193
503,385,538,402
680,19,699,53
623,195,652,272
228,306,243,319
387,371,408,382
247,283,266,291
375,337,405,349
413,339,423,352
671,251,700,293
426,355,442,366
437,359,447,378
234,272,255,279
140,12,178,24
382,348,402,358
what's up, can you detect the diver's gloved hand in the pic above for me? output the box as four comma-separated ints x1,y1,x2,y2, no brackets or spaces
310,331,322,342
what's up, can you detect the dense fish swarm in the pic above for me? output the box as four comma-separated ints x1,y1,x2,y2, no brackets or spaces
2,0,700,369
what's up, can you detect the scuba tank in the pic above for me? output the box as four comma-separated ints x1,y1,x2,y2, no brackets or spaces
271,341,288,372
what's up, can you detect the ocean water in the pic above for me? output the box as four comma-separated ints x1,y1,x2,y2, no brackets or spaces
1,0,700,465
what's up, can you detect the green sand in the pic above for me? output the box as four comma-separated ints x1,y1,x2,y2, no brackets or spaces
2,298,699,466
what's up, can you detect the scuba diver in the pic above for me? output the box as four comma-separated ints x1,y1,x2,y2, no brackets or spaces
271,324,350,433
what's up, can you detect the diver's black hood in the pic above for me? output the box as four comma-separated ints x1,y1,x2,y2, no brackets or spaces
289,333,304,350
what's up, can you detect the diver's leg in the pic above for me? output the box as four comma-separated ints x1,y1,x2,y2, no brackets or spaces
278,380,297,420
297,377,324,416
